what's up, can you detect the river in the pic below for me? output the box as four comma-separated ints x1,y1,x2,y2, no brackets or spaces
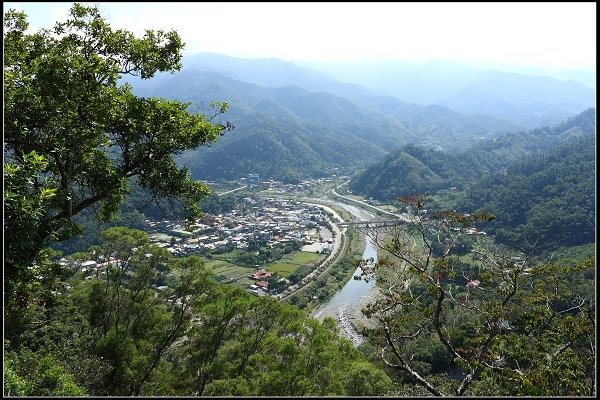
311,202,380,346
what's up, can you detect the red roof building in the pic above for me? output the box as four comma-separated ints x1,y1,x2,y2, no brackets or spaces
250,269,272,280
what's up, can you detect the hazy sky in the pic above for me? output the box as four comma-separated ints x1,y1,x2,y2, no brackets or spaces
4,2,596,72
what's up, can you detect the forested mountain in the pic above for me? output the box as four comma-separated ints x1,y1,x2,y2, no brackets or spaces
123,54,595,182
350,108,596,250
353,95,522,151
451,133,596,250
5,5,595,398
130,69,521,180
437,70,595,128
350,108,595,200
141,69,408,181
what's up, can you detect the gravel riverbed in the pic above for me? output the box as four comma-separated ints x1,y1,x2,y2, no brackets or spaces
312,283,383,346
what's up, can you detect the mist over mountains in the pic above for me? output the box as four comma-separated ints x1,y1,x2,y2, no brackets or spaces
302,58,595,126
122,52,595,182
437,69,595,128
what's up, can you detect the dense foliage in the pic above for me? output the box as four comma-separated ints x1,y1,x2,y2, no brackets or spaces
359,196,595,396
351,108,595,201
4,4,229,296
3,4,595,398
2,6,391,396
455,134,595,250
5,227,392,396
351,109,596,251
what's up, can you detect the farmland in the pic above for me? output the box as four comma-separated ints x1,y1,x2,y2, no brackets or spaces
199,250,325,287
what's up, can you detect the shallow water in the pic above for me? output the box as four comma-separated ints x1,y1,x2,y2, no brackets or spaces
312,202,378,345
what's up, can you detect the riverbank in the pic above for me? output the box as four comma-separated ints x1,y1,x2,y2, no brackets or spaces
312,281,383,345
347,282,383,331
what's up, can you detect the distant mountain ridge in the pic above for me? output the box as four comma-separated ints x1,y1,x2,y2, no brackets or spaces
181,52,370,99
353,95,522,150
300,58,482,104
437,69,596,128
129,53,594,130
300,57,595,127
130,68,523,181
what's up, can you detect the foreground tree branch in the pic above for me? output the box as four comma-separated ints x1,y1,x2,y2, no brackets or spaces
4,4,232,298
358,194,595,396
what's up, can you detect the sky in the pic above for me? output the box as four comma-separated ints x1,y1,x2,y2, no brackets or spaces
4,2,597,73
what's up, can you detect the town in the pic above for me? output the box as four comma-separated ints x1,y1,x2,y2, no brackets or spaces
65,193,341,298
147,195,335,255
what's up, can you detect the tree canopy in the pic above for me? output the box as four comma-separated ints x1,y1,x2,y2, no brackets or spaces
4,4,230,294
2,7,394,397
3,4,595,397
4,227,393,396
359,195,595,396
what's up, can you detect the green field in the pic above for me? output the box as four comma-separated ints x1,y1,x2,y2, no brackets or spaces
201,258,254,286
269,263,298,276
178,251,325,286
287,251,322,265
267,251,324,277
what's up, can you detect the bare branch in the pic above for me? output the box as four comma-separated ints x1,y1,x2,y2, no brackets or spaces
381,324,446,396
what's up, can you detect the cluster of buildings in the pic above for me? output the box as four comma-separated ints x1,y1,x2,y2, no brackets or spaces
60,187,339,299
145,196,332,257
248,269,273,294
240,177,340,195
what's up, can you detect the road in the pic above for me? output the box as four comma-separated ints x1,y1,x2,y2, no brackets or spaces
218,185,248,196
331,182,413,223
278,202,347,302
274,185,412,302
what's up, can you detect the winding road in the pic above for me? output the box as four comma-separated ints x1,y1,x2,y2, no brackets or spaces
278,202,347,301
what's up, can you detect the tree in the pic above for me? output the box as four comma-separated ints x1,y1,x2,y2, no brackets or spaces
343,360,394,396
4,150,66,317
359,195,595,396
4,351,87,396
4,226,217,396
4,4,231,292
83,228,214,396
267,273,287,294
5,224,395,396
183,285,255,396
165,285,394,397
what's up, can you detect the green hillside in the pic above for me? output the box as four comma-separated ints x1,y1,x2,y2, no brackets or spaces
350,108,596,251
134,69,521,180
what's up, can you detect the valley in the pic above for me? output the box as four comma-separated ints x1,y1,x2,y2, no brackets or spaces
132,176,398,307
5,4,595,395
